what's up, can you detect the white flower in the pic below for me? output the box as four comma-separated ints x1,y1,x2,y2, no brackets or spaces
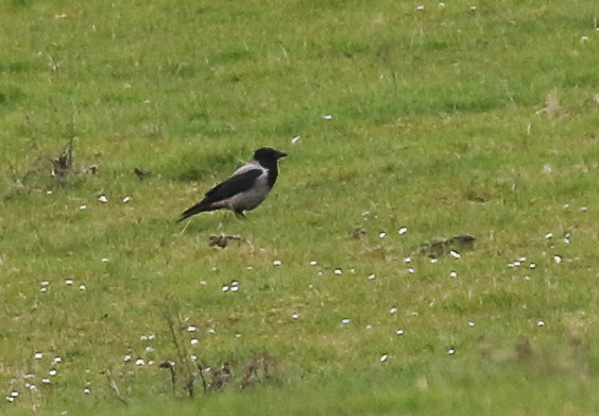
449,250,461,259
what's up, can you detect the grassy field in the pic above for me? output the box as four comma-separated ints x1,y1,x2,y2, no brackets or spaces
2,0,599,414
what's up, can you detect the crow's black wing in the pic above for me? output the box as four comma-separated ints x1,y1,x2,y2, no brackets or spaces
177,169,263,222
203,168,263,203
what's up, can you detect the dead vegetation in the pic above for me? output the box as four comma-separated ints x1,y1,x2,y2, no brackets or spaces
208,234,243,248
15,117,98,190
158,307,278,400
50,138,73,182
418,234,476,257
535,90,563,118
240,352,277,388
133,167,151,180
479,334,592,378
350,227,367,239
104,369,129,405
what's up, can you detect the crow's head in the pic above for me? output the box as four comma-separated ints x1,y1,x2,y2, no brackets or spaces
253,147,287,166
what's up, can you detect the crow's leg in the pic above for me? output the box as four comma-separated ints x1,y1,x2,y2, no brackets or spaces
234,210,247,219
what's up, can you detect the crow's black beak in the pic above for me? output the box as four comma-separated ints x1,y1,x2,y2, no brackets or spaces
277,151,288,158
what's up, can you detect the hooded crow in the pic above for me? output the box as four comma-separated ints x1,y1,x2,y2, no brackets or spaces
177,147,287,222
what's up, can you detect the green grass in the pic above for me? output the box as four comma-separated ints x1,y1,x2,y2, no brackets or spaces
2,0,599,414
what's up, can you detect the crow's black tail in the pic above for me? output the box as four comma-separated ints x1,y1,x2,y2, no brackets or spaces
177,203,210,223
